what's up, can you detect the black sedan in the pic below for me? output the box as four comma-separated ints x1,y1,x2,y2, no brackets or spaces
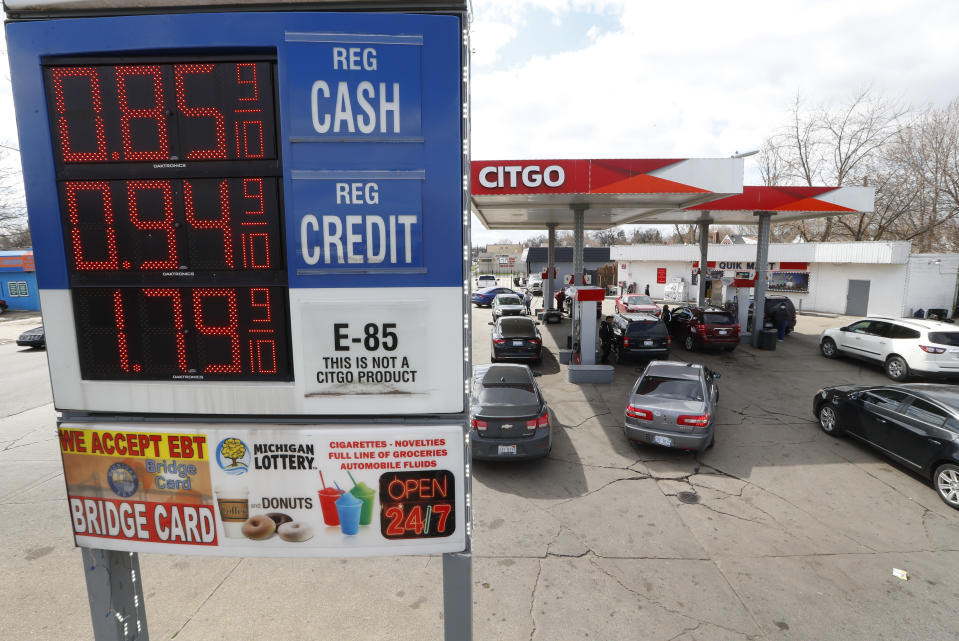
490,316,542,362
813,384,959,509
16,325,45,348
470,364,551,460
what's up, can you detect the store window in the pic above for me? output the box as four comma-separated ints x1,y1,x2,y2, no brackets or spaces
7,281,28,297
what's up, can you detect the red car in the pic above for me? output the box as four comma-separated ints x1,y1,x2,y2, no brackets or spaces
615,294,660,316
666,306,740,352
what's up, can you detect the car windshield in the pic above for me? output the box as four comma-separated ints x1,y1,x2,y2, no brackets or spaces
497,296,522,305
704,312,735,324
499,318,535,337
636,376,703,401
929,332,959,346
627,296,654,305
477,386,537,406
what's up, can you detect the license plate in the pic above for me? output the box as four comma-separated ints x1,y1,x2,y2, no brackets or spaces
653,435,673,447
513,340,524,346
718,330,728,335
498,444,517,455
643,340,653,346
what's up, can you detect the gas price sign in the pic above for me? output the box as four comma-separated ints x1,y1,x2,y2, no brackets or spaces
7,11,466,416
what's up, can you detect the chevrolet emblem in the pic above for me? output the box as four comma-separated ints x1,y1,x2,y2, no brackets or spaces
501,423,513,429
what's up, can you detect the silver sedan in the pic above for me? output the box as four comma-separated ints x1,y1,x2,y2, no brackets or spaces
623,361,720,452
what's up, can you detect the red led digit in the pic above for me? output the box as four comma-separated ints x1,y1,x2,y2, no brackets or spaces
143,288,188,372
183,180,234,268
193,288,241,373
234,120,265,158
112,289,131,372
241,233,271,269
249,288,272,322
126,180,178,270
65,181,119,270
50,67,109,163
115,65,169,161
243,178,265,216
235,63,260,102
249,339,278,374
432,503,452,532
174,64,228,160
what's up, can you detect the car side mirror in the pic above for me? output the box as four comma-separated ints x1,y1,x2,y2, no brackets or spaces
712,372,721,379
535,322,542,326
532,372,542,377
848,392,860,401
840,326,849,332
488,322,494,326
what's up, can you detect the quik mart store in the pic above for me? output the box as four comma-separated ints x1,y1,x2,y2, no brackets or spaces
612,241,959,318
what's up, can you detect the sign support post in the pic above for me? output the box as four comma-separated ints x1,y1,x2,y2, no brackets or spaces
81,548,149,641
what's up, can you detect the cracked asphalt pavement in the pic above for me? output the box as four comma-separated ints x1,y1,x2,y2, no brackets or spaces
2,304,959,640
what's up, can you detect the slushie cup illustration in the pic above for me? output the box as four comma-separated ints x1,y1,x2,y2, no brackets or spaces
318,487,341,526
335,492,363,536
350,481,376,526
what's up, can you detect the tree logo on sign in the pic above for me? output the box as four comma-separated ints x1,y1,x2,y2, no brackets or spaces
215,437,250,475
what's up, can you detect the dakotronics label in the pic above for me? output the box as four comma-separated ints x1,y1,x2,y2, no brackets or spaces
58,422,466,557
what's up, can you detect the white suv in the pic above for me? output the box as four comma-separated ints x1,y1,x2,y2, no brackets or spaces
820,317,959,381
475,274,497,288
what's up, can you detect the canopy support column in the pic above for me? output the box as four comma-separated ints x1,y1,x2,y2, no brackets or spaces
545,223,557,309
750,212,772,347
697,220,710,307
572,207,586,282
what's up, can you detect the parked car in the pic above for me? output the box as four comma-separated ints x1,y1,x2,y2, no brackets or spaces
16,325,45,348
819,317,959,381
527,275,544,295
489,316,542,362
667,306,739,352
610,313,671,363
491,293,526,319
470,363,551,460
475,274,497,288
813,383,959,509
0,298,7,313
472,286,519,307
624,361,720,452
615,294,660,316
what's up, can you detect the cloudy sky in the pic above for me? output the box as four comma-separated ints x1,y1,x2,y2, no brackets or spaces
467,0,959,244
2,1,959,244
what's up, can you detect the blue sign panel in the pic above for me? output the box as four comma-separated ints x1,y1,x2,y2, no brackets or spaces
286,35,423,141
292,170,425,276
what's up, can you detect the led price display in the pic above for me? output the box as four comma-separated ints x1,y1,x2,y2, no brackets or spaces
61,177,282,277
73,286,291,381
44,61,276,164
43,55,292,382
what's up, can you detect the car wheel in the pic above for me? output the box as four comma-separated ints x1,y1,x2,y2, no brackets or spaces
820,337,838,359
684,335,694,351
885,355,909,382
934,463,959,509
817,404,842,436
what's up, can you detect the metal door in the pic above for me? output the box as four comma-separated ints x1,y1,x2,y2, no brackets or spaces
846,280,871,316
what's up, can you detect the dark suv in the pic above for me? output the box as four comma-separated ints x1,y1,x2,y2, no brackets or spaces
610,313,671,363
667,306,740,351
750,296,796,334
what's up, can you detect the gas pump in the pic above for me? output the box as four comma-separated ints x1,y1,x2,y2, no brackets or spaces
566,286,605,365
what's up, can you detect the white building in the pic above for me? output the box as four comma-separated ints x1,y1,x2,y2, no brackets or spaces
610,241,959,318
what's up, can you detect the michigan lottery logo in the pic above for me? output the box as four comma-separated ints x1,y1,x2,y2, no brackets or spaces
216,438,251,476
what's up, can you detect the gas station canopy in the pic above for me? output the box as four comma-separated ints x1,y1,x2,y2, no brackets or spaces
470,159,874,228
470,158,744,229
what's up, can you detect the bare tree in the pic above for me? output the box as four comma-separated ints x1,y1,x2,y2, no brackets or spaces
0,144,29,246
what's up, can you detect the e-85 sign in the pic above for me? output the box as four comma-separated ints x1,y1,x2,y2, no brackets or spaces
301,301,430,396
